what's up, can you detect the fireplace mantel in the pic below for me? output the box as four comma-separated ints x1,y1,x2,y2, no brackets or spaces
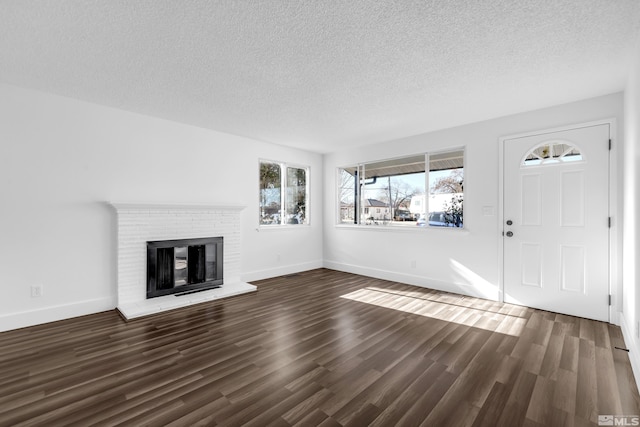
109,202,247,211
110,202,256,319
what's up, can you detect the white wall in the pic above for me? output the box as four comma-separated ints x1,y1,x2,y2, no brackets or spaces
324,93,624,305
0,83,323,331
622,39,640,386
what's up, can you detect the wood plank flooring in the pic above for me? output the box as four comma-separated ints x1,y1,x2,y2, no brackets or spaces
1,268,638,426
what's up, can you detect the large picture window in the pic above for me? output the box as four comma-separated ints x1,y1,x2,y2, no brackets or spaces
338,149,464,228
260,161,309,226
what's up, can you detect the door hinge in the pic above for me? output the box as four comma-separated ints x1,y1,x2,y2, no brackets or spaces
609,139,612,150
608,217,612,228
609,294,612,306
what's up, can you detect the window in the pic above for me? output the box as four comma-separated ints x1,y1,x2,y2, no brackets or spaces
260,161,309,225
428,150,464,228
338,149,464,228
522,141,582,166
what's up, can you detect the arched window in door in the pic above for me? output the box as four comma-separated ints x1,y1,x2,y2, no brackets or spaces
522,140,583,166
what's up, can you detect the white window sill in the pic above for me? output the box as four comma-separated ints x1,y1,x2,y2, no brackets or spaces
334,223,469,234
257,224,312,232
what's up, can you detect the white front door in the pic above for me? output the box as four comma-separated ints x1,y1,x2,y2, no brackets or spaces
503,124,610,322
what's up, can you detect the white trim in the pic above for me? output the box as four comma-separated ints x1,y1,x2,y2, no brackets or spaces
0,297,115,333
241,260,324,282
620,315,640,390
323,261,498,301
498,133,506,303
498,119,615,141
608,120,621,325
498,118,618,323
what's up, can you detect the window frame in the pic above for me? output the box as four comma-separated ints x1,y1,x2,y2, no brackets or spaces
259,159,310,227
336,147,465,230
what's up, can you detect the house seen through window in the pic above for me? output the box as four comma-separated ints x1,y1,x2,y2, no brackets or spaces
338,149,464,228
260,161,309,226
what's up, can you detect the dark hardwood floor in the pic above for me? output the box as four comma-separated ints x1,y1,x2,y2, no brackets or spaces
1,269,639,426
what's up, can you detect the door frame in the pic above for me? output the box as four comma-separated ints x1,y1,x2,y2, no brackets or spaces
498,119,619,324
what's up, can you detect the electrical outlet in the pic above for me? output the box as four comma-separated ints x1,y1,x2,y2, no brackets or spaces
31,285,43,298
410,259,417,268
276,253,281,262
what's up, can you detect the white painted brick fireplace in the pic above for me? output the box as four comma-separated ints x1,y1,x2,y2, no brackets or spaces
110,203,256,319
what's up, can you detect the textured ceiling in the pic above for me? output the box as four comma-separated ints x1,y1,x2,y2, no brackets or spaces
1,1,639,153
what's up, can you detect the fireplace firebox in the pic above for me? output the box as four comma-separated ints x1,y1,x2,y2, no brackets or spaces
147,237,223,298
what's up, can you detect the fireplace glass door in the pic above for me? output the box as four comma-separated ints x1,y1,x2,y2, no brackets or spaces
147,237,223,298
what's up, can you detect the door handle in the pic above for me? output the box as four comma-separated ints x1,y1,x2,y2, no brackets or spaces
506,231,514,237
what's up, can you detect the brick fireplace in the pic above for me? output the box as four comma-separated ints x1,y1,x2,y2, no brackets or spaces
110,203,256,319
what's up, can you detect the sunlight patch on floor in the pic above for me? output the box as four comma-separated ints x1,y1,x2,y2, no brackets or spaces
340,287,528,337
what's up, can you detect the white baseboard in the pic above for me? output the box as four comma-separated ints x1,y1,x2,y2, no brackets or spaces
620,315,640,392
1,259,325,332
0,297,115,332
241,260,324,283
323,260,500,301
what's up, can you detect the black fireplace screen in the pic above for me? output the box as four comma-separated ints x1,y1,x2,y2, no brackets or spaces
147,237,223,298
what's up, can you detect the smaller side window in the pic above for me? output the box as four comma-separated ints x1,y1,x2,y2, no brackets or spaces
286,167,307,225
260,161,309,226
259,162,281,225
429,149,464,228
